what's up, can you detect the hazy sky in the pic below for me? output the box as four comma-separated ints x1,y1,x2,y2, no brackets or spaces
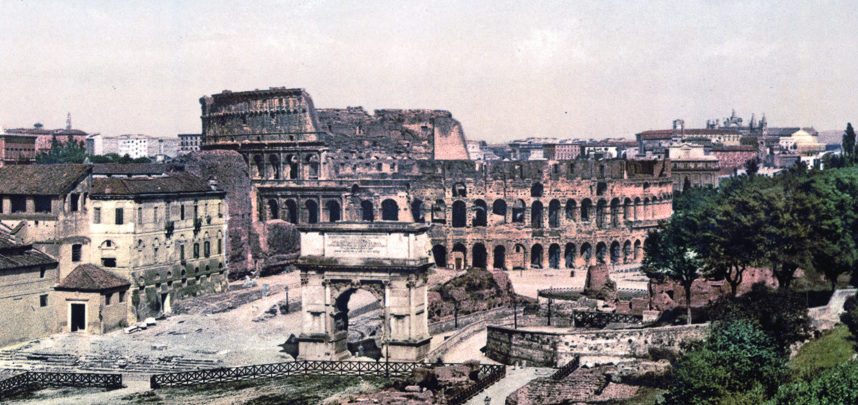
1,1,856,142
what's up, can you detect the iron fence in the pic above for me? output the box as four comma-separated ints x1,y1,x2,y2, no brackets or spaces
151,359,507,403
447,364,506,405
550,357,580,380
0,371,122,399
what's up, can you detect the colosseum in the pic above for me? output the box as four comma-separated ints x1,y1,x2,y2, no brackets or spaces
198,87,673,274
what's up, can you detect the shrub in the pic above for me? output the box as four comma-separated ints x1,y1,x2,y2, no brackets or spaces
663,320,785,404
840,294,858,344
767,359,858,405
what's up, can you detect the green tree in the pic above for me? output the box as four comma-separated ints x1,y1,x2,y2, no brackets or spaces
664,320,786,404
35,134,86,163
744,156,760,176
642,222,703,324
843,122,856,163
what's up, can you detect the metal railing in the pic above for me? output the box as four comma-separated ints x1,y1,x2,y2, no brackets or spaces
447,364,507,405
151,360,506,403
0,371,122,399
550,357,580,380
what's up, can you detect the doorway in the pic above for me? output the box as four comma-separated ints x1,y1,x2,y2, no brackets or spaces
161,293,171,314
70,303,86,332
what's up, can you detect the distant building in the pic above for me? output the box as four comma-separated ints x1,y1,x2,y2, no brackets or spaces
86,134,178,159
3,124,89,154
0,133,36,165
544,141,580,160
668,143,720,191
178,133,201,155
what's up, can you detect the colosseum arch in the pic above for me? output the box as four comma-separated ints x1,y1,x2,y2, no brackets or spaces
452,201,467,228
580,199,592,221
325,200,341,222
451,243,467,270
432,245,447,268
610,241,621,264
361,200,375,222
565,199,577,222
285,199,298,224
596,242,607,264
381,199,399,221
269,154,280,179
596,199,607,228
473,200,487,227
580,243,592,266
623,198,632,221
531,201,544,228
512,244,527,270
411,199,424,223
472,243,487,269
531,244,544,269
564,243,575,268
531,182,543,197
548,199,561,228
493,245,506,270
548,244,560,269
267,199,279,220
610,198,620,227
432,200,446,224
492,199,507,224
305,200,319,224
512,200,526,223
623,240,632,263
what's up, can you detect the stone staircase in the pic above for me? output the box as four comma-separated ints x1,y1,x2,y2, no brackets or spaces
0,350,222,374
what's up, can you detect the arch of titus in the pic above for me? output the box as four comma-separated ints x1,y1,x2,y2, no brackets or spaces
296,222,432,361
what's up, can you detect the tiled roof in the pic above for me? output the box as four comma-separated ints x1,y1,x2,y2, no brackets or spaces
0,234,57,270
4,128,88,136
92,163,172,176
55,264,129,291
637,129,741,140
91,172,219,197
0,164,91,195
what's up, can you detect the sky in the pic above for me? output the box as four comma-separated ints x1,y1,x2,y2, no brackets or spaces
1,1,857,142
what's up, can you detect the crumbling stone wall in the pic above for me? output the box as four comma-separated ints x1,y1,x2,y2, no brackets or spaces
486,323,708,367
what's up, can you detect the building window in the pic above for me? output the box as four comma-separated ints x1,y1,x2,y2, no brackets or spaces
34,196,51,213
179,245,185,261
137,207,143,224
153,206,159,223
194,201,198,218
93,207,101,224
180,205,185,220
40,268,46,278
101,258,117,267
10,196,25,213
218,203,223,218
115,208,124,225
70,193,79,212
217,239,222,255
204,241,210,258
39,294,48,307
105,292,112,305
72,244,82,262
193,243,199,259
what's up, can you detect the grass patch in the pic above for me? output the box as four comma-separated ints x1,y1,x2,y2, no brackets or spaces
605,386,666,405
121,375,389,405
788,324,856,382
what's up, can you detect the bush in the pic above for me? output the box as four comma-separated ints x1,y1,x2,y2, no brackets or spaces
663,320,785,404
840,294,858,344
704,283,811,353
767,359,858,404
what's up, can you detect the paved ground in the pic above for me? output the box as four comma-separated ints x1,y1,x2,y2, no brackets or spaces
465,366,553,405
506,267,647,299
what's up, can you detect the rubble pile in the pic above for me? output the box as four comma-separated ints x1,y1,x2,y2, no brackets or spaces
428,269,516,321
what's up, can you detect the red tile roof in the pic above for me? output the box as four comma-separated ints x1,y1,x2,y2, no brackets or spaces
91,172,219,197
55,264,129,291
0,164,91,195
0,234,57,270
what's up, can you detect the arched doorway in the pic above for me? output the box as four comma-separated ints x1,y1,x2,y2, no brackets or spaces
472,243,487,269
333,288,384,360
493,245,506,270
267,199,279,220
548,199,561,228
531,244,543,269
452,243,467,270
305,200,319,224
361,200,374,222
512,244,527,270
326,200,341,222
492,199,507,224
610,241,621,264
285,200,298,224
531,201,543,228
452,201,467,228
596,242,607,264
473,200,487,227
580,243,592,266
548,244,560,269
432,245,447,268
564,243,575,268
381,199,399,221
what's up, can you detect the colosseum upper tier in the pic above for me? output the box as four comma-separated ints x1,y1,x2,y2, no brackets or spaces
199,87,673,272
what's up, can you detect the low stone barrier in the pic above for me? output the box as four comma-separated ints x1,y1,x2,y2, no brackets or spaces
0,371,122,399
486,323,709,367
